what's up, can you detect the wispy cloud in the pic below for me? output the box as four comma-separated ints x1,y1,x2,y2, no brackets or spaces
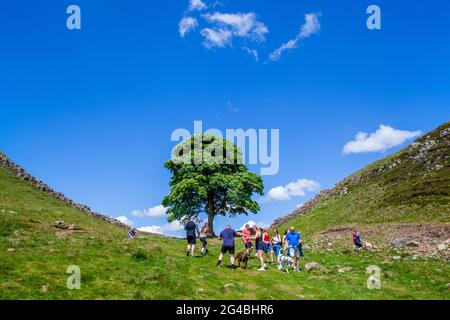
227,101,239,112
179,17,198,38
265,179,321,202
343,125,422,154
203,12,269,43
269,13,321,62
242,46,259,61
131,205,168,218
200,27,232,48
188,0,207,12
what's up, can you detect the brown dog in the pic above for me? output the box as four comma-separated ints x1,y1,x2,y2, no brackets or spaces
235,252,250,270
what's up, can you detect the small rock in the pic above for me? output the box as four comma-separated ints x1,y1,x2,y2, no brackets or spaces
7,248,16,253
198,288,205,293
393,256,402,261
224,283,235,289
305,262,321,271
437,243,448,251
391,239,406,248
446,283,450,289
338,267,352,274
67,224,81,231
407,241,420,248
40,285,49,293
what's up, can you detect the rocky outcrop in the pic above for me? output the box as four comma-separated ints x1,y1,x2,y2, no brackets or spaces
0,152,131,230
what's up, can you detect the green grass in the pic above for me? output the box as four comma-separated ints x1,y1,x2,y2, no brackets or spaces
1,165,449,300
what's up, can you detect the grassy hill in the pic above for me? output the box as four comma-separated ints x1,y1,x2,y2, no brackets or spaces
0,122,449,300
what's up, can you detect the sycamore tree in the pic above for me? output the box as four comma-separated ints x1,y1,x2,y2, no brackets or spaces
162,134,264,236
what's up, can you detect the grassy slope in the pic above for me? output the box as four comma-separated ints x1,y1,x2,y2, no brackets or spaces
1,165,449,300
279,122,450,238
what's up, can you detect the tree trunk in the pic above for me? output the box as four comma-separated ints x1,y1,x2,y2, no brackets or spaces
207,193,216,236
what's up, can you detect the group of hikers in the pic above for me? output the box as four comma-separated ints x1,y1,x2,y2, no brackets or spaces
184,220,305,272
128,220,367,272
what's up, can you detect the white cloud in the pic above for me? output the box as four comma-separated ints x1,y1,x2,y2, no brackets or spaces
203,12,268,43
343,125,422,155
269,13,321,61
116,216,134,227
201,28,232,48
131,205,168,218
266,179,320,201
179,17,198,38
139,221,184,236
189,0,207,11
240,220,268,231
242,47,259,61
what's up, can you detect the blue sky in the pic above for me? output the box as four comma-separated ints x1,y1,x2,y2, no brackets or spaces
0,0,449,237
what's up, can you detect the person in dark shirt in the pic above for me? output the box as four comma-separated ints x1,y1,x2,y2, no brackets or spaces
185,220,199,257
216,225,243,270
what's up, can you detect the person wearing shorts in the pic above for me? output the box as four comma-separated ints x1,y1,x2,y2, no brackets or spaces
199,223,210,256
241,224,254,255
217,225,242,271
185,220,199,257
262,227,274,263
251,226,267,271
272,228,282,258
285,227,302,269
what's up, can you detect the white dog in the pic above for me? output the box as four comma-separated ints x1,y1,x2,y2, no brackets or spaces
278,248,299,273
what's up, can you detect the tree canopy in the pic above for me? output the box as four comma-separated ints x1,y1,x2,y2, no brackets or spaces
162,134,264,235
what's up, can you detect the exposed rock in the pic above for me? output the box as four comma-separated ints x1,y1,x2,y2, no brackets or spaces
407,241,420,248
338,267,352,274
437,242,448,251
224,283,235,289
305,262,321,271
68,224,82,231
391,239,407,248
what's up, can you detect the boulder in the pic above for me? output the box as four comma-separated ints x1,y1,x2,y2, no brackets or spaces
305,262,321,271
391,239,407,248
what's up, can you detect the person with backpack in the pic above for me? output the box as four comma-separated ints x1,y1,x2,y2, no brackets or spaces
185,220,199,257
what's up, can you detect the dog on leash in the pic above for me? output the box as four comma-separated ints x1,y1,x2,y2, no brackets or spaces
278,249,299,273
235,252,250,270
